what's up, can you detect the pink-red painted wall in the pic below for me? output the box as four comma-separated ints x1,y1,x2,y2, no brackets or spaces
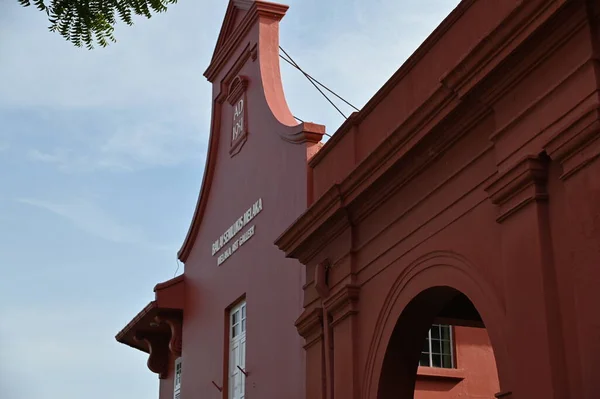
176,3,323,399
119,2,600,399
277,1,600,399
414,327,499,399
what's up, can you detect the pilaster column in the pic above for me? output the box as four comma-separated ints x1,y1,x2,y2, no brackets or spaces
323,284,360,399
486,156,568,399
296,307,325,399
546,101,600,398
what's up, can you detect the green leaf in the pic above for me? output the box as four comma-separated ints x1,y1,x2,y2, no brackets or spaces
18,0,180,49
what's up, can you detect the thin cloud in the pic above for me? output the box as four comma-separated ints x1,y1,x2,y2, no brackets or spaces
1,3,462,399
27,148,73,167
26,113,204,173
280,0,459,133
99,119,203,168
0,304,156,399
17,197,147,245
0,0,219,110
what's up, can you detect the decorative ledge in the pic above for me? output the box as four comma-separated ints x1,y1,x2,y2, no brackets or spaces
154,274,185,309
295,307,323,349
545,105,600,179
323,284,360,327
275,184,350,263
416,366,465,381
204,0,289,82
226,75,249,105
277,122,325,144
485,155,548,222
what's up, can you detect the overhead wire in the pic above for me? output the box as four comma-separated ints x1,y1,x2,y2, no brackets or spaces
174,257,181,277
168,49,348,279
279,46,358,122
279,47,359,113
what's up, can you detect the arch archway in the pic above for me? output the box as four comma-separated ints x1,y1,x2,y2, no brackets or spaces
363,252,512,399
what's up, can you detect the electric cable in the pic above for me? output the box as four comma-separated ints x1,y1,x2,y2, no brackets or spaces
279,47,359,112
279,46,351,119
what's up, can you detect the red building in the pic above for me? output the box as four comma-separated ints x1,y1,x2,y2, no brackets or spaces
116,2,325,398
117,1,600,399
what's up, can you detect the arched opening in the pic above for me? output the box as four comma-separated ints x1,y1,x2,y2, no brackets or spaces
378,286,501,399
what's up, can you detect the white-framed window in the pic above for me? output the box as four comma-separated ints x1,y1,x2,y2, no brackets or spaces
173,357,182,399
419,324,454,368
229,301,246,399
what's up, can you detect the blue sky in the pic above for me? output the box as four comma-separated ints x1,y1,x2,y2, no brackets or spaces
0,1,458,398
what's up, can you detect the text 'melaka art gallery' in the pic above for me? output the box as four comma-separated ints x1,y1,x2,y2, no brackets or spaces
116,1,600,398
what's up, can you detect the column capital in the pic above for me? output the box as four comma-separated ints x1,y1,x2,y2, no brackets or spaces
295,307,324,349
485,156,548,222
323,284,360,327
545,106,600,179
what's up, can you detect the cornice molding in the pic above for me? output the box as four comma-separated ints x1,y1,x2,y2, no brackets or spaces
279,0,574,260
295,307,324,349
153,274,184,292
209,1,254,63
226,75,249,105
309,113,359,167
278,122,325,144
349,0,477,127
590,0,600,60
310,0,565,171
204,1,288,82
545,102,600,179
485,156,548,222
275,87,459,259
348,104,491,226
275,184,349,261
323,284,360,328
276,97,490,263
482,1,588,113
307,0,483,170
444,0,569,104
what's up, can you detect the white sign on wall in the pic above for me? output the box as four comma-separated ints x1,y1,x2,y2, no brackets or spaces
212,198,263,266
232,98,245,141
